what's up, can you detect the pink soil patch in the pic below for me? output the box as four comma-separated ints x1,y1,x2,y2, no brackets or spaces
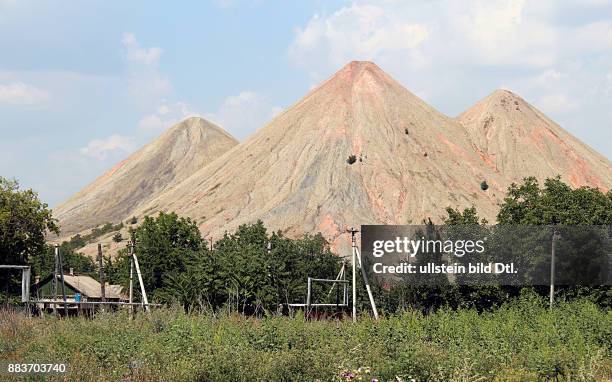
318,214,341,238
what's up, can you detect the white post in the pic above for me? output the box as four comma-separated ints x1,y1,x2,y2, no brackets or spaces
549,230,556,309
355,247,379,319
21,267,30,303
306,277,312,320
132,250,149,312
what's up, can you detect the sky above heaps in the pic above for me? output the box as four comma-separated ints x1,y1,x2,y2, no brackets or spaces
1,0,611,207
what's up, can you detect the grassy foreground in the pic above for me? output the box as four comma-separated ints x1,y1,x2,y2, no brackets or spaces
1,296,610,381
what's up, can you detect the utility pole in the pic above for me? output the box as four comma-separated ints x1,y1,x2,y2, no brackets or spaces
56,245,68,317
350,228,357,322
97,243,106,312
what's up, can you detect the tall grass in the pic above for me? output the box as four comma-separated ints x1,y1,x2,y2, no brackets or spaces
1,295,610,381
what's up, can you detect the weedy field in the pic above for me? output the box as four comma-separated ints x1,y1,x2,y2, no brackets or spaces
1,294,610,382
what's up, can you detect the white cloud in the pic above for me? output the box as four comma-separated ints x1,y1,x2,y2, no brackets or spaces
536,93,581,115
121,33,199,136
0,82,49,105
288,1,612,76
289,3,429,80
206,91,280,139
80,134,136,160
122,33,172,108
122,33,163,65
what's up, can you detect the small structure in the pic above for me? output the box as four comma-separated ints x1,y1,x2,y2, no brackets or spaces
0,265,31,303
32,271,125,316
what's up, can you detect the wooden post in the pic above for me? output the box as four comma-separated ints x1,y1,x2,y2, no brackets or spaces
97,243,106,312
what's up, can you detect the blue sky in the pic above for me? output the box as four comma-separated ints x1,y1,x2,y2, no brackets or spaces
1,0,611,206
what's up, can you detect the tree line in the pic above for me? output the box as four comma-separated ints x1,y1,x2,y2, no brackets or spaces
1,175,610,313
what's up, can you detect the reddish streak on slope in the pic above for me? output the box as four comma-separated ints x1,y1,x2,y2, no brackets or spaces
436,132,470,162
475,149,498,172
100,158,129,180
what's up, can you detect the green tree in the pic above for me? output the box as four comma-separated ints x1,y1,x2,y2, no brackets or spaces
444,177,612,308
1,177,58,299
497,176,612,225
157,220,341,315
112,232,123,243
130,212,202,295
30,244,97,278
444,206,487,225
0,177,58,265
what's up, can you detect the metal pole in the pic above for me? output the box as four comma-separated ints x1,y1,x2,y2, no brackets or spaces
132,254,149,312
52,244,59,316
130,237,149,313
57,246,68,317
325,263,345,300
97,243,106,312
355,247,379,320
350,228,357,323
343,260,347,306
306,277,312,320
549,229,556,309
21,267,30,303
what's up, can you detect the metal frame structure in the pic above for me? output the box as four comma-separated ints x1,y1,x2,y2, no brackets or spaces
287,263,349,313
289,227,379,322
0,265,31,302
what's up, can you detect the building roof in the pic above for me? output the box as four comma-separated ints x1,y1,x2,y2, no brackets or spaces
36,274,124,299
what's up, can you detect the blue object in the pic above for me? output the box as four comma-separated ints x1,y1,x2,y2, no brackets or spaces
74,293,81,302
